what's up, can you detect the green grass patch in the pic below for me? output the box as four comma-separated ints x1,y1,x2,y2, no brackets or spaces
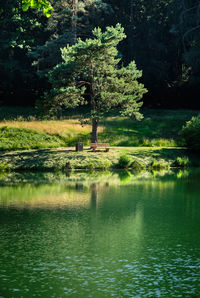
0,107,200,148
0,146,199,172
0,126,66,151
98,110,196,147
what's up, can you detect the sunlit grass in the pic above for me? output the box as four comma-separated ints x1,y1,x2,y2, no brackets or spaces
0,120,92,135
0,106,199,148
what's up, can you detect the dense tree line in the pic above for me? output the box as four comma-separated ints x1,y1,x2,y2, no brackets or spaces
1,0,200,108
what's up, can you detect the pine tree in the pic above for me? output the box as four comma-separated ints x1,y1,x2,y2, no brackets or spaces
41,24,147,143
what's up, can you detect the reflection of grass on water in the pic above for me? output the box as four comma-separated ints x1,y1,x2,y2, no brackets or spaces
0,168,194,187
0,168,198,209
0,183,91,209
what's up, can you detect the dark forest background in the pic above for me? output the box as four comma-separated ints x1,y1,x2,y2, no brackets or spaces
1,0,200,108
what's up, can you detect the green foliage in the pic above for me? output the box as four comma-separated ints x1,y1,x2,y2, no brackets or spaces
46,24,146,118
2,0,200,108
181,114,200,150
22,0,53,17
0,107,196,148
0,144,197,172
130,160,145,170
42,24,147,142
30,0,112,76
0,163,8,172
149,159,169,170
118,170,132,183
98,109,196,147
85,159,112,170
0,126,65,150
173,157,190,168
117,154,132,169
0,0,47,105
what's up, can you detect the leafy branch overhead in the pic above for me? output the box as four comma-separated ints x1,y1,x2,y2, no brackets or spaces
22,0,53,17
42,24,147,142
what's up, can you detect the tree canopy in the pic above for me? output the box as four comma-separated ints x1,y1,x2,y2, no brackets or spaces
22,0,53,17
2,0,200,108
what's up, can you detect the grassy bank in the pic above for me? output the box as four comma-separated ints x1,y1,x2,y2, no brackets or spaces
0,146,199,172
0,107,199,171
0,106,199,149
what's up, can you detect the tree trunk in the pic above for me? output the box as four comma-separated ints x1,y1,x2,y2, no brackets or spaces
72,0,78,44
91,119,98,143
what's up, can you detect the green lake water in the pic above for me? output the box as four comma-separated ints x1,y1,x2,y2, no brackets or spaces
0,170,200,297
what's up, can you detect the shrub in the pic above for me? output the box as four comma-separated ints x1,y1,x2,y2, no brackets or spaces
180,115,200,150
130,159,145,170
149,159,169,170
84,159,112,170
0,163,7,172
117,154,132,168
173,157,190,168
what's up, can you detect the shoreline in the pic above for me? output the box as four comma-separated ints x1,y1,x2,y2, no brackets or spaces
0,146,199,172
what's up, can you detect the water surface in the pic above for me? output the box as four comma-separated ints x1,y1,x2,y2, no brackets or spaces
0,170,200,297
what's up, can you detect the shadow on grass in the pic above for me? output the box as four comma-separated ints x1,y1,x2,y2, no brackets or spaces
0,147,112,171
0,149,75,171
128,147,199,165
65,133,91,146
98,117,187,146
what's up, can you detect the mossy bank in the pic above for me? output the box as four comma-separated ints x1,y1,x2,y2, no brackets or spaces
0,146,199,172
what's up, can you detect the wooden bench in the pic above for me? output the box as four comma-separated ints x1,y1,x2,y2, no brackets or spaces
90,143,110,152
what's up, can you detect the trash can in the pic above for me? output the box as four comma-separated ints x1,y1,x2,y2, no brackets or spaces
76,142,83,151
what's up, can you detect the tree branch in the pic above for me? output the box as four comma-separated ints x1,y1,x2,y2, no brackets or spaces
77,81,91,87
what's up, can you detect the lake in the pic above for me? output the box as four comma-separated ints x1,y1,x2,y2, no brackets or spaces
0,170,200,297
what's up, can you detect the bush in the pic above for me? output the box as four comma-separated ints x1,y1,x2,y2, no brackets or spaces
149,159,169,170
130,159,145,170
181,115,200,150
117,154,132,168
0,163,7,172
